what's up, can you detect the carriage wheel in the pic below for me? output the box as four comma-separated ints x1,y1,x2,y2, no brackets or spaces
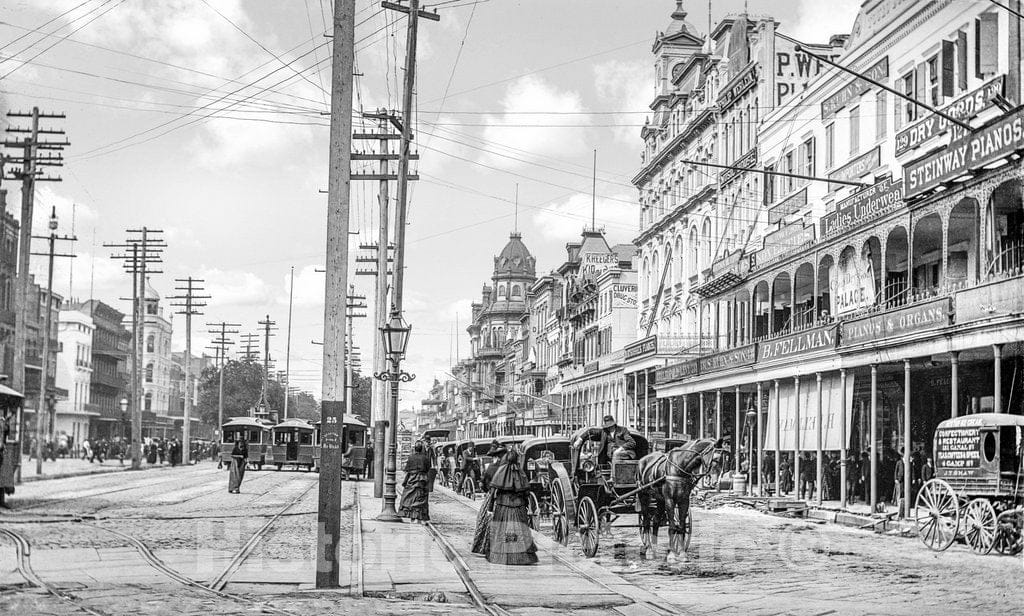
669,509,693,555
915,479,959,552
550,479,570,545
462,475,476,501
526,491,540,530
577,497,600,558
964,499,998,555
994,509,1024,555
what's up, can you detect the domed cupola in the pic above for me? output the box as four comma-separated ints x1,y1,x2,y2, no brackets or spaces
493,232,536,278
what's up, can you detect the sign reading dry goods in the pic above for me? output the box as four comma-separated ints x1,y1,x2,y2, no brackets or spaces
821,57,889,118
759,326,837,362
625,335,657,360
895,76,1005,156
656,359,699,384
935,428,983,478
821,177,904,239
904,108,1024,198
828,146,880,191
699,344,756,374
840,298,950,346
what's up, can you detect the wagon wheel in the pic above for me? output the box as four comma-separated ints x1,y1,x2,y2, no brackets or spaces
964,499,998,555
526,491,541,530
461,475,477,501
549,462,576,546
915,479,960,552
669,509,693,555
994,509,1024,555
577,497,600,557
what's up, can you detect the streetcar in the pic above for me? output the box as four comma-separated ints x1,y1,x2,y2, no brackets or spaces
311,416,369,473
269,418,317,471
0,383,24,508
219,417,272,470
915,413,1024,555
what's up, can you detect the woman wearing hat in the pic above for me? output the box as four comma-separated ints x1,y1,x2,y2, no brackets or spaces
398,441,431,522
473,440,537,565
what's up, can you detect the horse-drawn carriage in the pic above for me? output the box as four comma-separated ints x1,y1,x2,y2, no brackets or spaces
915,413,1023,555
521,435,572,530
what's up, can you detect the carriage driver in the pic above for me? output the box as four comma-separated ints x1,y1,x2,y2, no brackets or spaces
599,415,636,464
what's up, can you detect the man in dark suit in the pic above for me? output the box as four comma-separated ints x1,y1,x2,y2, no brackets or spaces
598,415,636,463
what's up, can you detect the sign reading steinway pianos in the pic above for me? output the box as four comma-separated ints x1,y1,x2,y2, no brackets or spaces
904,107,1024,198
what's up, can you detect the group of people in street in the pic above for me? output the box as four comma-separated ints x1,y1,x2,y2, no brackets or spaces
761,447,936,509
399,436,538,566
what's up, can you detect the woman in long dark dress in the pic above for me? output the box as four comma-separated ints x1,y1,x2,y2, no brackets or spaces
471,441,504,555
399,441,431,522
228,436,248,494
484,443,537,565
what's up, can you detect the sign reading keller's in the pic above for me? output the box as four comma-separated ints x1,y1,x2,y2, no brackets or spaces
894,76,1005,156
904,107,1024,198
821,56,888,118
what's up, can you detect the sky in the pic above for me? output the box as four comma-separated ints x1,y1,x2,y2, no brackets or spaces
0,0,861,412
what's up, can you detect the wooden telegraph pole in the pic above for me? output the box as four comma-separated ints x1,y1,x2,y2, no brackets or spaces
316,0,356,589
171,277,209,460
206,322,239,438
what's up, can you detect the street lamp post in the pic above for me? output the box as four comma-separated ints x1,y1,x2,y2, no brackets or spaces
745,408,757,496
375,310,414,522
119,397,128,442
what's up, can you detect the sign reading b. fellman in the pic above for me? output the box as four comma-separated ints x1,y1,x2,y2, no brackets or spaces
759,325,837,362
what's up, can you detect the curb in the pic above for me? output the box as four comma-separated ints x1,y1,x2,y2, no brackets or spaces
17,462,184,483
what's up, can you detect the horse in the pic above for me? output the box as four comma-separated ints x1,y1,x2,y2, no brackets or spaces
637,438,724,560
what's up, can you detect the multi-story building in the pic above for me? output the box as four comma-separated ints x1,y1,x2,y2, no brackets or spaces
463,231,536,436
24,278,65,443
54,307,96,445
132,279,175,438
0,189,18,377
169,351,215,439
627,6,845,444
650,0,1024,510
73,299,130,441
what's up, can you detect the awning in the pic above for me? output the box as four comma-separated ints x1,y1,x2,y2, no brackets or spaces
0,383,24,398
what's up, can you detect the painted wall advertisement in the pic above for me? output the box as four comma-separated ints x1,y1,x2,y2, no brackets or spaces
821,57,889,118
904,107,1024,198
580,252,619,279
832,244,876,315
764,373,854,450
612,283,638,308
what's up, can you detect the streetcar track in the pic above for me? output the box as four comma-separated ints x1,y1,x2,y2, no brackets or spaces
422,520,513,616
11,467,223,512
207,477,319,591
0,527,109,616
431,486,679,616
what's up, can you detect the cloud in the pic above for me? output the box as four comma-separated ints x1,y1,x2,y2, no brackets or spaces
479,76,588,167
198,267,272,308
436,298,473,323
532,193,636,242
592,60,650,145
28,186,98,236
786,0,860,43
280,264,325,308
192,115,316,169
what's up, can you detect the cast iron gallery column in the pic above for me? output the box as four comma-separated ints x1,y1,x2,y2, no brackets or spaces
773,379,781,496
870,363,879,511
793,375,801,499
903,358,912,518
839,368,848,505
815,372,823,505
950,351,959,418
734,386,741,473
993,344,1003,413
756,381,763,496
699,391,705,438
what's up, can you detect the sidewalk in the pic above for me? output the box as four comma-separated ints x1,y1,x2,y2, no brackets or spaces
15,454,177,482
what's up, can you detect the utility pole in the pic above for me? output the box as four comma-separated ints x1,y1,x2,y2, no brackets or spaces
347,286,367,422
316,0,357,590
377,0,438,522
284,266,295,420
171,277,209,461
107,228,166,470
356,112,398,497
3,108,67,470
206,322,239,436
258,315,277,420
238,332,260,361
28,207,75,474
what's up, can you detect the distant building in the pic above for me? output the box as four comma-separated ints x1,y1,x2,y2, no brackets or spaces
131,279,175,438
73,299,130,441
54,307,95,445
170,351,215,439
0,189,18,377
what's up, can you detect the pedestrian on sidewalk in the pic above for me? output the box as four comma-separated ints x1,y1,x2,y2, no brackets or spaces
398,441,431,522
228,436,248,494
472,440,503,555
483,441,537,566
81,439,92,462
365,442,374,480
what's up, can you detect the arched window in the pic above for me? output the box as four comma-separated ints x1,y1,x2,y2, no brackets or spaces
511,284,522,298
146,334,155,353
144,392,152,411
145,362,154,383
498,284,507,299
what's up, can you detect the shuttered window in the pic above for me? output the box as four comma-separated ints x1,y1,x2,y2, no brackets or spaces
976,13,999,78
941,40,955,98
876,91,887,139
957,30,968,92
849,106,860,155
